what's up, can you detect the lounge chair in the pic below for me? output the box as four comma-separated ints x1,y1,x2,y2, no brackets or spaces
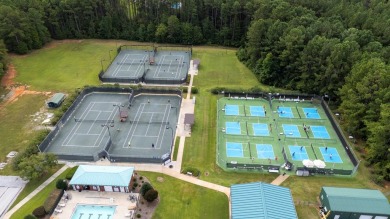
54,209,62,213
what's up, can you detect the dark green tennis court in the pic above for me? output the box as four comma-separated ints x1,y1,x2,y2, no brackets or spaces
44,91,181,163
217,95,356,174
100,45,191,84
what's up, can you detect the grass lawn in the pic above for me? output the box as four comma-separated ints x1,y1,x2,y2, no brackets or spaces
0,94,47,174
8,165,63,209
172,137,180,161
11,39,147,92
10,166,69,219
139,171,229,219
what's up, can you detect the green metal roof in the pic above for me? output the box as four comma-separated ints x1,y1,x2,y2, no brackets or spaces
231,182,298,219
69,165,134,187
48,93,65,104
323,187,390,215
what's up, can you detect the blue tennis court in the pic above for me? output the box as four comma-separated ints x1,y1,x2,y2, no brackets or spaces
282,124,301,137
319,147,343,163
226,122,241,134
303,108,320,119
278,107,294,118
288,145,309,161
226,142,244,157
252,123,269,136
225,105,239,116
311,126,330,139
256,144,275,159
250,106,265,117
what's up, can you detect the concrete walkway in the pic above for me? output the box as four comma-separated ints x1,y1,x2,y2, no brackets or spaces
271,174,290,186
4,165,69,219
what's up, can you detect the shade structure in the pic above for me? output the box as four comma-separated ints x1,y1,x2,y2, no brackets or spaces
314,160,326,168
302,159,314,168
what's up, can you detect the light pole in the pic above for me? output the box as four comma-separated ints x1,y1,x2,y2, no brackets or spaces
113,104,124,116
101,124,112,140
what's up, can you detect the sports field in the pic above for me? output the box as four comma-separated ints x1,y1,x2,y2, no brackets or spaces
44,92,180,162
101,48,190,84
217,96,355,173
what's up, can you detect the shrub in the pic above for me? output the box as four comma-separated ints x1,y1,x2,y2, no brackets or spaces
24,214,38,219
136,214,141,218
65,166,78,180
139,176,143,180
43,189,63,213
140,182,153,196
181,167,200,177
56,179,67,190
133,182,138,188
144,189,159,202
182,87,188,93
191,87,199,94
32,206,46,218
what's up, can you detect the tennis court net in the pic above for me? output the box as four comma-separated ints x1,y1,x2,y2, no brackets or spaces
118,62,185,66
74,118,114,124
129,120,169,125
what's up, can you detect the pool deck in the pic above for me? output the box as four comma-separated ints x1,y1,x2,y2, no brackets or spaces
52,190,139,219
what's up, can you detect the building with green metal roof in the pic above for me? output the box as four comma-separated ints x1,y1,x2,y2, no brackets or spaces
69,165,134,193
319,187,390,219
230,182,297,219
46,93,66,108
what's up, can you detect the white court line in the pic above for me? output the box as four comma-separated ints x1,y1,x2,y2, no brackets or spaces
62,101,117,147
86,111,103,134
123,103,172,149
123,103,146,148
73,133,101,136
114,54,147,77
93,107,117,146
132,135,159,138
153,104,171,149
112,54,130,76
89,110,113,113
144,113,154,136
62,102,96,146
154,55,184,78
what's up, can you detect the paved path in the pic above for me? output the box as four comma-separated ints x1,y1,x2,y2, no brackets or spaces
88,161,230,196
4,165,69,219
271,174,290,185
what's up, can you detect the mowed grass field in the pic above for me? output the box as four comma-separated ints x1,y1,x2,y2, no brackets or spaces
140,172,229,219
4,40,389,219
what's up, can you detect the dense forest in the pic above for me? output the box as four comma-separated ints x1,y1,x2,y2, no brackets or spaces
0,0,388,181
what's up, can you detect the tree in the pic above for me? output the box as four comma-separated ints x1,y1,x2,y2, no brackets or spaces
17,153,58,180
155,23,167,43
24,214,37,219
56,179,68,190
167,15,180,43
32,206,46,218
339,58,389,137
144,189,158,202
366,103,390,181
140,182,153,196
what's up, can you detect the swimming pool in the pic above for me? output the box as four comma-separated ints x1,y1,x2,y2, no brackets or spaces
71,204,116,219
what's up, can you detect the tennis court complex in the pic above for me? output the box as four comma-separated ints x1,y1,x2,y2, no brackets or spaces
43,88,181,163
217,94,356,175
100,46,191,84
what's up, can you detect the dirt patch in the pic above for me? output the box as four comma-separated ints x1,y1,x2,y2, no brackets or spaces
0,64,51,109
157,177,164,182
1,64,16,88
